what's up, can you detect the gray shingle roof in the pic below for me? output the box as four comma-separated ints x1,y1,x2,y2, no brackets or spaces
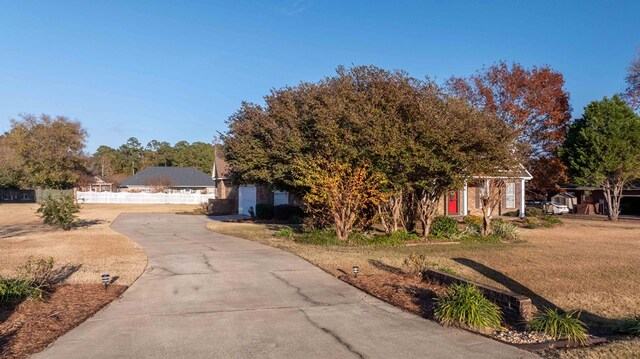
120,167,216,187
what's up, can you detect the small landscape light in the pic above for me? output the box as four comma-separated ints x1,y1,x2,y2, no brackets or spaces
101,273,111,288
352,266,360,278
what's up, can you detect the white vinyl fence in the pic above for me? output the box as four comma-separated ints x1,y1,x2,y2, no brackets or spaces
76,191,215,204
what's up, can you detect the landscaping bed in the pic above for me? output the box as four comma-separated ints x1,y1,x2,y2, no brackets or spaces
0,284,126,359
342,271,607,349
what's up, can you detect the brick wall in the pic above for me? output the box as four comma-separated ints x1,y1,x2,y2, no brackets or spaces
423,269,533,324
256,184,272,205
207,198,236,215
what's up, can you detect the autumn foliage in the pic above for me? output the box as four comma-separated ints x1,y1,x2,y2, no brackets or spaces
294,159,387,241
447,61,572,195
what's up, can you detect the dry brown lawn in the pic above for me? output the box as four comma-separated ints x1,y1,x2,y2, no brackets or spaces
206,218,640,325
0,203,198,286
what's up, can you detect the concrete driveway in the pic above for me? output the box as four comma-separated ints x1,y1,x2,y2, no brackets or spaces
35,214,537,359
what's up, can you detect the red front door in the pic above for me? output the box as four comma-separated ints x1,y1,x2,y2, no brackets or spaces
448,191,458,215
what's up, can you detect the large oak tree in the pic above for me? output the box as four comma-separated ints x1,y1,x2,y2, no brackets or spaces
222,65,516,238
447,61,572,196
1,114,88,189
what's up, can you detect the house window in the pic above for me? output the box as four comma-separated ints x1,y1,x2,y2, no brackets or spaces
506,183,516,209
273,191,289,206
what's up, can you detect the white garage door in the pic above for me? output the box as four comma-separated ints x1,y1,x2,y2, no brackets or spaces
238,186,257,216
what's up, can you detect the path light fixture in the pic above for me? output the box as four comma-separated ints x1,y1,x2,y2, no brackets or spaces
101,273,111,289
352,266,359,278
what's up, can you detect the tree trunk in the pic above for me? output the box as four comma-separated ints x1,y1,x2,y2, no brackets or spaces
481,206,491,236
403,190,417,232
603,178,624,221
417,190,439,239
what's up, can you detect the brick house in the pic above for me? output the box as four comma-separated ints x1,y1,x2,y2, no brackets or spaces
435,165,533,218
211,153,297,216
212,151,532,217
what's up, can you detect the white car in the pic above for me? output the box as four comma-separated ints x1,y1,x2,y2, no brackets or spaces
544,202,570,215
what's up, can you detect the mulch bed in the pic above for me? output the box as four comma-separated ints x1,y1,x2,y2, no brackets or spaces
342,272,447,319
0,284,126,359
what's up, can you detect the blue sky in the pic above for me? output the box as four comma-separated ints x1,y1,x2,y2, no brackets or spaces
0,1,638,152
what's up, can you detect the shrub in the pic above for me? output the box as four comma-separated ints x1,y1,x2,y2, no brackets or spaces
403,253,430,275
617,317,640,336
434,284,503,330
0,256,56,306
503,210,519,217
430,216,459,239
255,204,274,219
525,207,544,217
18,257,55,289
274,227,294,238
522,217,539,229
491,220,519,241
37,193,80,230
0,277,42,305
463,215,483,228
274,204,305,221
290,215,304,224
529,308,589,345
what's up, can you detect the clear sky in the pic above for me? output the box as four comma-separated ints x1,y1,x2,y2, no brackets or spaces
0,1,638,152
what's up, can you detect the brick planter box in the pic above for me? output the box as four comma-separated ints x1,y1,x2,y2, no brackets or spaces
423,269,533,324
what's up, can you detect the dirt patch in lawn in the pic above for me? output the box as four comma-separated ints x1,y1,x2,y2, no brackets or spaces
0,284,127,359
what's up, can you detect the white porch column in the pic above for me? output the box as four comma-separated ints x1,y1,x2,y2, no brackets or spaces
520,179,526,218
462,181,468,216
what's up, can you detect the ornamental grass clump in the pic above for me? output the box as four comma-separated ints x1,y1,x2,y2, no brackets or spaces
529,308,589,345
617,317,640,336
434,284,503,330
491,220,519,241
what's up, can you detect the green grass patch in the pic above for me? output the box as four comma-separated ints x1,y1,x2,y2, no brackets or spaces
292,229,412,247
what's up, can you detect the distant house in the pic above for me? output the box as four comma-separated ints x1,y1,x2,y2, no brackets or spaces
211,153,296,216
82,176,113,192
119,167,216,194
557,184,640,216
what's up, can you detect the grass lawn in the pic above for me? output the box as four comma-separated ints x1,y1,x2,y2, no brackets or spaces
206,217,640,357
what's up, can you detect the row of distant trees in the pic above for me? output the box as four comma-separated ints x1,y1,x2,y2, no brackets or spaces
91,138,214,178
0,116,214,189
